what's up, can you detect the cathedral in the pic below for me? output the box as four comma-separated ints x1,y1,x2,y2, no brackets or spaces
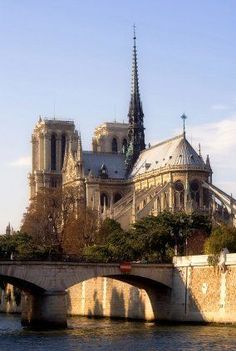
29,31,236,229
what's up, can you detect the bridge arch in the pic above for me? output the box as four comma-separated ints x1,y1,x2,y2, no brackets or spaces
0,262,173,327
0,274,45,295
66,272,172,321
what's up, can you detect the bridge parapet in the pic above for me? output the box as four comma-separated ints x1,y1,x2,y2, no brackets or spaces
173,253,236,267
0,261,173,290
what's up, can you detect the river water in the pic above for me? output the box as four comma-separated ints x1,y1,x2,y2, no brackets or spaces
0,314,236,351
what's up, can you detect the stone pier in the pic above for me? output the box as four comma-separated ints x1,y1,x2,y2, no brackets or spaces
21,291,67,329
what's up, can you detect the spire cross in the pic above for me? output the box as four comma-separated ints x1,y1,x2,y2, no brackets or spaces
181,114,187,135
133,24,136,42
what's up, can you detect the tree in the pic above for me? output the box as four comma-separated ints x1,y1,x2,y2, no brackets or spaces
83,211,212,263
0,231,43,260
95,218,123,245
83,218,132,262
21,187,63,253
21,185,100,258
204,224,236,255
61,207,98,256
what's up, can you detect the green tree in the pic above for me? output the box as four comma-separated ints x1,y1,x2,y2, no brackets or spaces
95,218,123,244
204,224,236,255
84,212,212,263
0,232,36,259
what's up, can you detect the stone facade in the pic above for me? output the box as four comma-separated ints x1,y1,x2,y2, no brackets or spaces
92,122,129,153
29,119,78,198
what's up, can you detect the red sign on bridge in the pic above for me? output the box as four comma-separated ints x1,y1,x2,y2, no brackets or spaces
119,262,132,273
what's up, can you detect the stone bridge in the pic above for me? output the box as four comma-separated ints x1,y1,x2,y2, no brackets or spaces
0,261,173,328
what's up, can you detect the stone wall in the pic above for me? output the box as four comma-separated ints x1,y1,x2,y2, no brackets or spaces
67,278,155,320
170,253,236,323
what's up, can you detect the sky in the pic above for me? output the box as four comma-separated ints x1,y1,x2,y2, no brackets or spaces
0,0,236,233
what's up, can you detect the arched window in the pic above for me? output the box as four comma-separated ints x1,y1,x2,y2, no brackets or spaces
100,193,109,210
190,180,200,209
203,188,209,209
114,192,122,203
61,134,66,169
174,180,184,210
112,137,118,153
51,134,56,171
122,138,128,154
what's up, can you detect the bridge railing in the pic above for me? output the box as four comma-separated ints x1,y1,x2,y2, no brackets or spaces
0,254,88,263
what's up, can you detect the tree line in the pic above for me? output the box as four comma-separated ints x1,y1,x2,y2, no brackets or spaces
0,187,235,262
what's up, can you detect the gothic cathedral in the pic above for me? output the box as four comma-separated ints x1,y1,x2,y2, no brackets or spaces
29,31,236,229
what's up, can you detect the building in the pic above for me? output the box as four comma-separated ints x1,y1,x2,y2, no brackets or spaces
29,30,236,229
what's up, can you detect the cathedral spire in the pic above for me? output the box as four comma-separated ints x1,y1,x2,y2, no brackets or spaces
126,25,145,175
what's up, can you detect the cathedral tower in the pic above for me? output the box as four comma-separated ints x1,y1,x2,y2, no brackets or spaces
126,26,145,175
29,118,78,198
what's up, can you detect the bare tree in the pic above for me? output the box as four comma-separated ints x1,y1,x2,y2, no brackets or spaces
21,187,63,252
21,186,98,257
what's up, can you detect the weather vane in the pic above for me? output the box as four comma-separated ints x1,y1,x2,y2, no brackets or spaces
181,113,187,135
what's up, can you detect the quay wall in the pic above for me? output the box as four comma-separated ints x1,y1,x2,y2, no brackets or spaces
170,254,236,323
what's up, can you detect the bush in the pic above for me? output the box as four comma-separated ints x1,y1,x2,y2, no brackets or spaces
204,225,236,255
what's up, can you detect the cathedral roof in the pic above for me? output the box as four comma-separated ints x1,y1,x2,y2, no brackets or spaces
83,151,126,179
131,134,207,177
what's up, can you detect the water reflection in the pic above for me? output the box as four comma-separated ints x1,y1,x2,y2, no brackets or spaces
0,314,236,351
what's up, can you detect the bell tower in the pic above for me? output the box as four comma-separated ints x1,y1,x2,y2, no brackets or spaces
29,117,78,198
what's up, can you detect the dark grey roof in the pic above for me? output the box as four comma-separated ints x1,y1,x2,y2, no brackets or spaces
83,151,126,179
131,134,206,177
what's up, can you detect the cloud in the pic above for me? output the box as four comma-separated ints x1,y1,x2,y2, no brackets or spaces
188,116,236,159
188,116,236,195
9,156,31,167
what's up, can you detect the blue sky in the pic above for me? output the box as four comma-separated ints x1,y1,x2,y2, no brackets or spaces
0,0,236,232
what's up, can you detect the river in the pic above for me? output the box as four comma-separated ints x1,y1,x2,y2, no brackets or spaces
0,314,236,351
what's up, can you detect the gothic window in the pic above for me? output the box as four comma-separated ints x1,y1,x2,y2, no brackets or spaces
114,192,122,203
174,180,184,210
203,188,209,209
51,134,57,171
112,137,118,153
100,193,109,210
122,138,128,154
61,134,66,169
190,179,200,209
